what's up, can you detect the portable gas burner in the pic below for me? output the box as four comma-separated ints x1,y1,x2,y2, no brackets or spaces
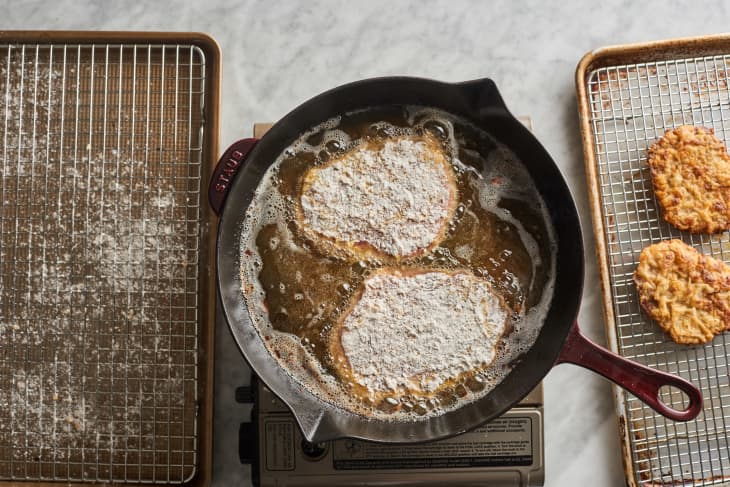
236,376,544,487
233,121,545,487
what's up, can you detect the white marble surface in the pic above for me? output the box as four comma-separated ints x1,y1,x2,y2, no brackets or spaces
3,1,730,485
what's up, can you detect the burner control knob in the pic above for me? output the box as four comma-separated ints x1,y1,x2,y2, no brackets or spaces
300,439,328,460
239,422,257,465
235,386,254,404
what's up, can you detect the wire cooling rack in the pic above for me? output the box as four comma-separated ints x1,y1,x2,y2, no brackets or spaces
586,54,730,485
0,43,206,483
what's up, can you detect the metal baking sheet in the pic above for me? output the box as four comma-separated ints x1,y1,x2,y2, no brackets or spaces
0,31,219,486
577,35,730,486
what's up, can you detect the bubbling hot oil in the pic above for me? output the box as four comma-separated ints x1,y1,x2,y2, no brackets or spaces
239,106,557,420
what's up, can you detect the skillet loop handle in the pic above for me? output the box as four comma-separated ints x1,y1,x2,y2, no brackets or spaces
208,138,259,216
556,322,703,422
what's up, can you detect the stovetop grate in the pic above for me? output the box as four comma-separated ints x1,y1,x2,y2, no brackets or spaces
586,54,730,485
0,42,206,484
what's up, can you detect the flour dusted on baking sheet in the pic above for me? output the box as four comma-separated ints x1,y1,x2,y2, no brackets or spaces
300,136,454,257
0,359,185,463
339,269,508,394
0,60,195,467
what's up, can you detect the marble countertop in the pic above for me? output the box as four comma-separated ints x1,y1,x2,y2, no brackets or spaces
4,1,730,485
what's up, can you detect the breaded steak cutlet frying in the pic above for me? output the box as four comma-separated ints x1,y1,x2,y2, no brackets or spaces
634,239,730,344
298,134,458,262
329,267,509,403
647,125,730,233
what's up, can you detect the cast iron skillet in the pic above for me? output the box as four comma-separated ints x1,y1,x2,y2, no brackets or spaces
210,77,702,443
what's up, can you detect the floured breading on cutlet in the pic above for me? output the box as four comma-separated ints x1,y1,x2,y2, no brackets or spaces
634,239,730,344
297,134,458,261
328,267,509,402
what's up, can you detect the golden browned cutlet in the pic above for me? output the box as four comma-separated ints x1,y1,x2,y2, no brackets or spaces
634,239,730,344
647,125,730,233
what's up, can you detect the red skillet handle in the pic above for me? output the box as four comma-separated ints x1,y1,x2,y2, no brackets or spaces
209,138,259,216
556,322,703,422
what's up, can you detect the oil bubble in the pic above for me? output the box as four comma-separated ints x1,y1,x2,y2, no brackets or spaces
368,122,395,138
423,120,448,140
414,402,429,415
325,139,343,153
